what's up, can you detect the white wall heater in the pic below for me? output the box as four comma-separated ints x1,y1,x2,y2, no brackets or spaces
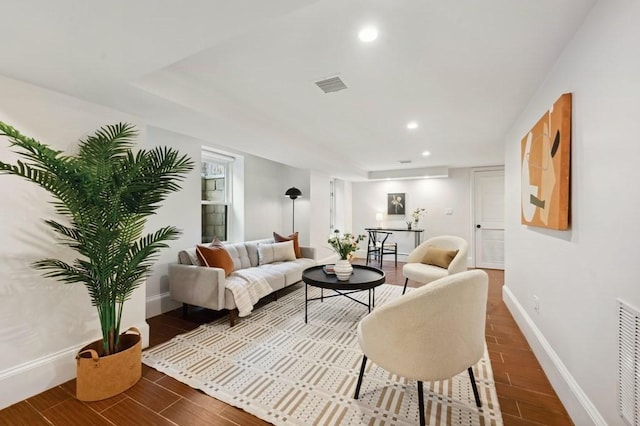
619,299,640,425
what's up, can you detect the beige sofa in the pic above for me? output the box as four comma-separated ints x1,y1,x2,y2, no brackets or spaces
169,238,316,325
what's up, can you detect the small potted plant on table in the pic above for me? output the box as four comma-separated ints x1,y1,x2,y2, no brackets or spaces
328,230,366,281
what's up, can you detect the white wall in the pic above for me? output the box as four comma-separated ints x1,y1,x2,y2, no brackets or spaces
0,75,149,409
503,2,640,424
281,166,311,244
143,127,202,317
246,163,331,259
333,178,352,233
351,168,472,259
309,170,334,262
244,153,287,241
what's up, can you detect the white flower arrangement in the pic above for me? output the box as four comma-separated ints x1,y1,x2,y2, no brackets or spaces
411,208,427,222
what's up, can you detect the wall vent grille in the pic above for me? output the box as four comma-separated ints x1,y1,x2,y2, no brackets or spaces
618,299,640,425
315,76,347,93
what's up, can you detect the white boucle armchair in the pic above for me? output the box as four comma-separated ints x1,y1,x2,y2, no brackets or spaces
354,270,488,426
402,235,468,294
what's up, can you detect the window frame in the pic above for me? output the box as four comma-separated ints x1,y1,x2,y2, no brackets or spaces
201,149,234,242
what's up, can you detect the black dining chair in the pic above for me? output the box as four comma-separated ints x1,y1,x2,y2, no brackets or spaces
365,230,397,268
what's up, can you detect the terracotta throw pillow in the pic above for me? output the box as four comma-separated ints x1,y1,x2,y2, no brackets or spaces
422,245,459,269
273,231,302,258
196,245,234,277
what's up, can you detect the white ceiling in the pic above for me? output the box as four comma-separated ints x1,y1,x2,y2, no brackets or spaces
0,0,596,180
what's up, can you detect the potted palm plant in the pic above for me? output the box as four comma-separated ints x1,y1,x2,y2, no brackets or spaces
0,122,193,400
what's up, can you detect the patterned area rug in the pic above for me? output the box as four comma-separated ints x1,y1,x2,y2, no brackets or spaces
143,283,503,425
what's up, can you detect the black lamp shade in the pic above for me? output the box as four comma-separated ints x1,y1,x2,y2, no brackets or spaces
285,187,302,200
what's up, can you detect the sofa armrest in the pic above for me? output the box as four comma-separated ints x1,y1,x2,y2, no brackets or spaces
300,246,316,260
168,264,226,310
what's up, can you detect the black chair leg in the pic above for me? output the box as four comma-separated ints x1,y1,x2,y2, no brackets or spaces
354,355,367,399
402,278,409,294
468,367,482,407
417,381,425,426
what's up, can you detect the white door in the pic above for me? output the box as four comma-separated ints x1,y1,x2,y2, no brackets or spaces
473,169,505,269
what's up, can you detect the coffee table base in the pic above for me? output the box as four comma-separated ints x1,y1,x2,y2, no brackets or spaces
305,284,376,323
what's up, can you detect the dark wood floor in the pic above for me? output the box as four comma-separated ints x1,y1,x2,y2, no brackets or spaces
0,262,573,425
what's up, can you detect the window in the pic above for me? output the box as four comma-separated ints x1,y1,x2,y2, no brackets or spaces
201,150,233,243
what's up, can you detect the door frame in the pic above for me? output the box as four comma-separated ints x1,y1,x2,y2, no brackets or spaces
469,166,505,268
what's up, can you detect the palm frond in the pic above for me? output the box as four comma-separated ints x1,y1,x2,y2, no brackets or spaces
76,123,138,163
113,226,182,300
33,259,89,284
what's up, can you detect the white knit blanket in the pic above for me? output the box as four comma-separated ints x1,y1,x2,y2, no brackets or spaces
225,269,273,317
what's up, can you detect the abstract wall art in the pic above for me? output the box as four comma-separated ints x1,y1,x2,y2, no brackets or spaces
387,193,406,215
521,93,572,230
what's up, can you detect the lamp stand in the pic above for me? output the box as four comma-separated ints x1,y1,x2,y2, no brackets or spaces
291,198,296,233
284,186,302,234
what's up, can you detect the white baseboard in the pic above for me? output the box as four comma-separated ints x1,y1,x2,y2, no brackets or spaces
502,285,606,426
0,320,149,410
146,291,181,318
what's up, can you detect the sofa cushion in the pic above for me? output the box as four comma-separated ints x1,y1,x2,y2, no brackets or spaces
231,266,285,292
260,257,316,285
196,245,235,276
422,245,459,269
293,257,316,270
178,247,202,266
273,232,302,258
257,241,296,265
244,239,274,267
224,243,252,270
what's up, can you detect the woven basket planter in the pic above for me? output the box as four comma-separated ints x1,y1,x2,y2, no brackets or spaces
75,327,142,401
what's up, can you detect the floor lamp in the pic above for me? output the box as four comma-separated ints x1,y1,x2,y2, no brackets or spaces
285,187,302,233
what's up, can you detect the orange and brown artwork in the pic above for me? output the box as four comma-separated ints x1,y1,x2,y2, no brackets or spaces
521,93,571,230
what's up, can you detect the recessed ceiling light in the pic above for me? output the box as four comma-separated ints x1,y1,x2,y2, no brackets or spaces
422,151,431,157
407,121,418,130
358,26,378,42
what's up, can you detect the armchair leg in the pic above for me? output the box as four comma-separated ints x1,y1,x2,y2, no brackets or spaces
417,381,425,426
468,367,482,407
354,355,367,399
402,278,409,295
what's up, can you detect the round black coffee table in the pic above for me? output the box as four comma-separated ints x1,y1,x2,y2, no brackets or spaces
302,264,385,323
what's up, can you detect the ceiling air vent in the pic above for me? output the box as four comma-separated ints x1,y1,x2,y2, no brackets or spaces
315,76,347,93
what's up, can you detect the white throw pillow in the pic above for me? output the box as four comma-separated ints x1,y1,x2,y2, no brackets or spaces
258,240,296,265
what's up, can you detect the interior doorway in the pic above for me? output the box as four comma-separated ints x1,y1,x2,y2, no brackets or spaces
471,168,505,269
